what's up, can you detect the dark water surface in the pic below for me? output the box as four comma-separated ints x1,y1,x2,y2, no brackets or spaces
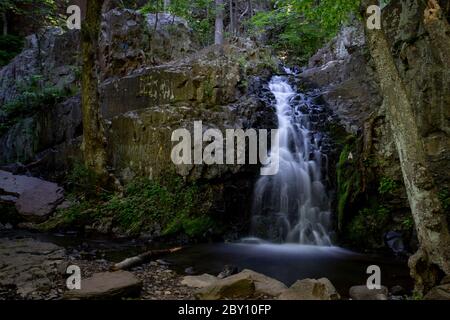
166,241,413,296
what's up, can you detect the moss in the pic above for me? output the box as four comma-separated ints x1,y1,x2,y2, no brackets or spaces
336,137,361,231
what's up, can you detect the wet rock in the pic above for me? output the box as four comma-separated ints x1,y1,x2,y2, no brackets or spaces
0,170,64,222
63,271,142,300
181,274,218,288
390,285,405,296
196,269,287,300
184,267,195,275
349,285,388,300
0,238,66,299
384,231,406,255
217,265,239,279
278,278,340,300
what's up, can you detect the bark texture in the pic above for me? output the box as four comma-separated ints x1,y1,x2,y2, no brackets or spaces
81,0,108,178
215,0,224,45
361,0,450,294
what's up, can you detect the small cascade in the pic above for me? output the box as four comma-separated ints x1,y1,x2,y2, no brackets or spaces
251,75,332,246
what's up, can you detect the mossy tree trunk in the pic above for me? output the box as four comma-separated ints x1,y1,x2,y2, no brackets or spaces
81,0,108,179
361,0,450,294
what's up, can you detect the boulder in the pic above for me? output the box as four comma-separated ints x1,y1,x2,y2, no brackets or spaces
64,271,142,300
195,277,255,300
349,285,388,300
424,284,450,300
0,170,64,222
278,278,340,300
181,274,218,288
195,269,287,300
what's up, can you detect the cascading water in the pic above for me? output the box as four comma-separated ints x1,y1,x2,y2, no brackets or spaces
251,74,332,246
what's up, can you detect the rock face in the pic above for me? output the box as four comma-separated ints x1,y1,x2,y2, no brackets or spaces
0,28,80,106
278,278,340,300
0,238,66,299
63,271,142,300
0,170,64,222
349,285,388,300
100,10,199,80
195,269,287,300
0,96,82,174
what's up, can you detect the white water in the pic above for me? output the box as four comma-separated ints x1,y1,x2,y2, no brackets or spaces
251,76,332,246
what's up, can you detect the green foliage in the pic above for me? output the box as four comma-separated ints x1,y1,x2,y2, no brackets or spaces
141,0,215,46
0,75,72,136
0,34,24,66
336,137,360,231
378,177,397,195
348,205,390,246
248,0,360,64
401,216,414,230
42,173,214,238
67,162,103,198
0,0,65,29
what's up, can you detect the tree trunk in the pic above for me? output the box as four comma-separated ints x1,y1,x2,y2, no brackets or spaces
361,0,450,294
229,0,235,36
81,0,108,179
1,12,7,35
215,0,224,45
164,0,171,13
111,247,182,271
423,0,450,67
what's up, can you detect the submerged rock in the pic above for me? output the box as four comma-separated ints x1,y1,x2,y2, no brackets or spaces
217,265,239,279
278,278,340,300
63,271,142,300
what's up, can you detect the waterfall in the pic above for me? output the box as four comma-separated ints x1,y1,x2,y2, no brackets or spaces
251,75,332,246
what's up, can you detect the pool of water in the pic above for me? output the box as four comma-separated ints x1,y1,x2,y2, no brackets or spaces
166,240,413,296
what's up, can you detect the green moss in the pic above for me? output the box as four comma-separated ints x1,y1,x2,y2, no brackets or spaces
336,137,361,231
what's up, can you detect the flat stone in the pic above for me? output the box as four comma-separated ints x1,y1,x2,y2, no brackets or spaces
278,278,340,300
63,271,142,300
349,285,388,300
181,274,218,288
0,238,66,299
